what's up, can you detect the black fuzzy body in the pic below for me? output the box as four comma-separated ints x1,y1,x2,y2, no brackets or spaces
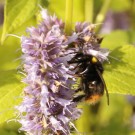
68,52,108,104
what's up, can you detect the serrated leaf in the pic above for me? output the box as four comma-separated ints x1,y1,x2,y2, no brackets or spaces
0,32,23,123
1,0,38,43
0,120,23,135
0,37,21,71
0,70,24,123
101,30,135,95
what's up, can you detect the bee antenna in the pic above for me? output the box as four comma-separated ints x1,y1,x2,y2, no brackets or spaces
96,68,109,105
108,55,121,62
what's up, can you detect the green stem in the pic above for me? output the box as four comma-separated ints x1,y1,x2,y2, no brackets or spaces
95,0,111,31
131,0,135,29
76,105,91,133
84,0,93,23
65,0,73,35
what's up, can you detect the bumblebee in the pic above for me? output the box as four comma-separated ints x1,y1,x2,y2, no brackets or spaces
68,52,109,105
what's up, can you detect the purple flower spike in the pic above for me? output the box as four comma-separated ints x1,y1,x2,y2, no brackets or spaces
67,22,109,62
17,10,81,135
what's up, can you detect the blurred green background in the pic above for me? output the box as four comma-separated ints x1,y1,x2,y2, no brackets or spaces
0,0,135,135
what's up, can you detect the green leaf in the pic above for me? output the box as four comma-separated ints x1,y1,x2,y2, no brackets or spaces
0,70,24,123
1,0,38,43
0,37,21,71
0,121,24,135
0,33,23,123
101,30,135,95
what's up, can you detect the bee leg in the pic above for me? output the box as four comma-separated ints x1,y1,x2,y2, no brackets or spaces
79,67,89,75
60,51,78,57
75,88,82,93
96,68,109,105
74,65,88,75
73,95,85,102
68,55,88,64
69,63,81,71
66,71,82,77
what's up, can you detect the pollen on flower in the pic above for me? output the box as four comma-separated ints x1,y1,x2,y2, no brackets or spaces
16,9,82,135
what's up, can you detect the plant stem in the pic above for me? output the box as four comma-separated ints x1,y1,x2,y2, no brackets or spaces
76,105,91,133
131,0,135,29
65,0,73,35
84,0,93,23
95,0,111,31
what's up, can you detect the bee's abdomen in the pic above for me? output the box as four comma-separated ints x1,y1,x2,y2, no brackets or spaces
85,94,102,104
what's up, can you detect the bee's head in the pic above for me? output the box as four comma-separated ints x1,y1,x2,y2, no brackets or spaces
90,55,103,72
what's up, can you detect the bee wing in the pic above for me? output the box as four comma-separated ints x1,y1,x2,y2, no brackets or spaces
96,68,109,105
